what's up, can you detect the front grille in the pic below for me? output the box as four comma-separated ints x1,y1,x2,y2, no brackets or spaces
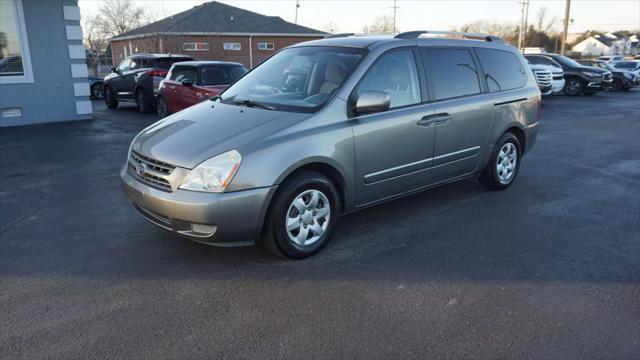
533,69,552,86
128,150,175,191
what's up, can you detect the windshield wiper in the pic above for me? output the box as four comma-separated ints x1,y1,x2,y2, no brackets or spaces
231,99,275,110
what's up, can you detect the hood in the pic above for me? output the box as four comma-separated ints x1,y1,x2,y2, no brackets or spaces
202,84,228,93
132,101,311,169
580,65,608,74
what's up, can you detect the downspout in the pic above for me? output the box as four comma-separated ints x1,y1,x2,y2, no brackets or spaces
249,33,253,69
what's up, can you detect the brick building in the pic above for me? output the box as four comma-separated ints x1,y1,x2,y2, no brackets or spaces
110,1,326,68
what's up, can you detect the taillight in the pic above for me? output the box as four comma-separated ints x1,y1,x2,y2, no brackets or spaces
147,69,168,77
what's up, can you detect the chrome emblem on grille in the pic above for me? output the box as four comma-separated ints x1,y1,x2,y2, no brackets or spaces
135,162,147,177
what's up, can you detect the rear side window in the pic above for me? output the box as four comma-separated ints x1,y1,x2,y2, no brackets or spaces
169,66,198,82
476,48,527,92
420,49,480,100
155,58,193,69
200,66,247,85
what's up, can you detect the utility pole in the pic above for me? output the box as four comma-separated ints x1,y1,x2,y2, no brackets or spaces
560,0,571,55
522,0,530,49
294,0,300,24
518,1,526,50
391,0,399,33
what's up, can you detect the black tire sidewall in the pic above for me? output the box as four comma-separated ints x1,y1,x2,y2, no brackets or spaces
136,90,146,113
104,86,118,108
482,133,522,190
157,97,167,118
564,78,582,96
267,172,340,259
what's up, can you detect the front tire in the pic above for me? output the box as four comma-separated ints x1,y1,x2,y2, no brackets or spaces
264,171,340,259
104,86,118,109
479,132,522,191
157,96,168,118
90,82,104,99
564,78,583,96
612,78,624,92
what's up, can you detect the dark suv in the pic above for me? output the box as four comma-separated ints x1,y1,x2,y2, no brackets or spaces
104,53,193,113
525,53,612,96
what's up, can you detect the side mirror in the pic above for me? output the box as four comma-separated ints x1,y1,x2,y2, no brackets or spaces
181,79,194,87
110,67,117,73
354,91,391,115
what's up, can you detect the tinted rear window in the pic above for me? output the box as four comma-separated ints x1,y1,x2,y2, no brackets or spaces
154,58,193,69
200,65,247,85
420,48,480,100
476,48,527,92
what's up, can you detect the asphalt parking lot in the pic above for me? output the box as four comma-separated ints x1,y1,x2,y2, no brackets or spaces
1,91,639,359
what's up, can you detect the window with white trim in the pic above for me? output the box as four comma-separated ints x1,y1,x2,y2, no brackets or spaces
0,0,33,83
257,42,275,51
223,42,241,51
183,42,209,51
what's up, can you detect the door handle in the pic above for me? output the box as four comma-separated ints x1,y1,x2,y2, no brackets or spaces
418,113,451,127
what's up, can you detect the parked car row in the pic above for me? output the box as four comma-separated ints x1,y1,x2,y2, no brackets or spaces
525,53,639,96
101,53,248,116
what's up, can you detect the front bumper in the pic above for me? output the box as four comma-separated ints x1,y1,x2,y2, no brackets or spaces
121,167,276,246
539,84,553,96
551,78,565,94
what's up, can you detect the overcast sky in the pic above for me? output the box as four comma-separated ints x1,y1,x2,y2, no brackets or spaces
78,0,640,34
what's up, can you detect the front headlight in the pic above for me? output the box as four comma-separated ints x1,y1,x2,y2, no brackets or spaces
179,150,242,193
582,71,599,77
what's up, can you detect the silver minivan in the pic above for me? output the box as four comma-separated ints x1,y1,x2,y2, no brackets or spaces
121,31,540,259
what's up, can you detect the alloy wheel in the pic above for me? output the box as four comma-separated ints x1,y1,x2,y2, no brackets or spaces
285,189,331,247
496,142,518,185
565,79,581,95
157,98,167,118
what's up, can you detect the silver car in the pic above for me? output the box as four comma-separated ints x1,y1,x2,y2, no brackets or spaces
121,31,540,259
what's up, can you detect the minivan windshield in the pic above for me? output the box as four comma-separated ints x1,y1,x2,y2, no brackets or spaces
220,46,366,113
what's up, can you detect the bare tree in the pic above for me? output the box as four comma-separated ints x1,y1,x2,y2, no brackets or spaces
452,20,518,43
93,0,154,38
323,21,339,34
536,7,556,33
83,15,109,75
362,15,395,34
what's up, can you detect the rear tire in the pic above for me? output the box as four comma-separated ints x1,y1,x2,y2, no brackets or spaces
135,89,153,113
104,86,118,109
563,78,583,96
263,171,340,259
479,132,522,191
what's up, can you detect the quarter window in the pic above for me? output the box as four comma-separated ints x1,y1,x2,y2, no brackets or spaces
420,49,480,100
354,50,421,109
223,42,241,51
476,48,527,92
258,42,275,51
117,59,132,72
183,42,209,51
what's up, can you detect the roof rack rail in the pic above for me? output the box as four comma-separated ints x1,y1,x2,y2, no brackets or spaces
327,33,355,39
395,30,502,42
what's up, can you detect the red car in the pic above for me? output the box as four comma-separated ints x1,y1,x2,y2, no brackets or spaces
157,61,248,117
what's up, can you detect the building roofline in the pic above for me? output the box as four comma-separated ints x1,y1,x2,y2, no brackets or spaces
111,32,327,41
